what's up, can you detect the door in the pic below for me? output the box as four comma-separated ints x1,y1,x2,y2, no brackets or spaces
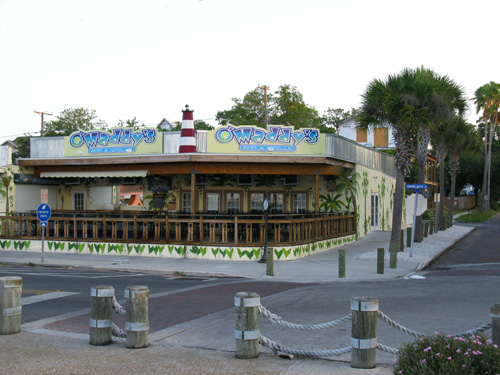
72,190,86,211
371,193,379,231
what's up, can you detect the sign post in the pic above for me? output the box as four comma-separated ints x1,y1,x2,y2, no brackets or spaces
36,204,51,263
406,184,428,258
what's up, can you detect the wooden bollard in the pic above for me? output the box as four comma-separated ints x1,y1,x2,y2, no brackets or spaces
429,221,434,235
424,222,429,238
235,292,260,359
339,249,346,278
266,247,274,276
491,304,500,345
389,243,397,269
377,248,384,274
399,229,404,252
0,276,23,335
406,227,412,247
125,286,149,349
89,285,114,345
351,297,378,369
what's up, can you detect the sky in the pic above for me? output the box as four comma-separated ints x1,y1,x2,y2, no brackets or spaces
0,0,498,140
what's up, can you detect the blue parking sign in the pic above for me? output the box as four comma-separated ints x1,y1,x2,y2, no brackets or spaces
37,204,51,223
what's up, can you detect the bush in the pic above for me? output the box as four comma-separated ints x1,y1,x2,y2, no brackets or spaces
393,333,500,374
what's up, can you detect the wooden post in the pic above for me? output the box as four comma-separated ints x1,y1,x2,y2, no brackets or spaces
339,249,346,278
315,174,320,214
424,222,429,238
266,247,274,276
406,227,412,247
491,304,500,345
399,229,404,252
125,286,149,349
0,276,22,335
89,285,114,345
351,297,378,369
389,243,397,269
377,248,384,274
235,291,260,359
429,221,434,235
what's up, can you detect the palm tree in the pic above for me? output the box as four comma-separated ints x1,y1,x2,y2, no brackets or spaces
413,68,467,241
359,67,442,250
446,118,478,225
474,82,500,212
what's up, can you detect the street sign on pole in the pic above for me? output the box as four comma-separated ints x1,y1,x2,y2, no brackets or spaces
36,204,51,263
406,184,428,257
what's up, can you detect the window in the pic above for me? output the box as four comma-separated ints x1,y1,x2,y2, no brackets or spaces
293,193,307,213
371,193,379,230
72,191,86,210
251,193,264,212
373,127,389,148
356,129,367,143
182,192,191,213
206,192,220,212
270,193,283,213
226,193,240,213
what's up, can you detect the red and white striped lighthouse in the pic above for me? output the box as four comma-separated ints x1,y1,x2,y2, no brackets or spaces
178,104,196,153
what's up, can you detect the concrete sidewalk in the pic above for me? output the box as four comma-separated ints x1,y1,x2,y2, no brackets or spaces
0,226,477,375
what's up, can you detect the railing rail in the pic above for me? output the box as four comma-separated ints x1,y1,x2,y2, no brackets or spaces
0,211,356,247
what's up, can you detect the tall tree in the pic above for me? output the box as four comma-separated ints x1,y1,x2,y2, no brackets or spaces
413,67,467,241
446,118,478,225
272,84,320,128
323,107,359,132
216,88,268,126
474,81,500,212
44,108,108,136
358,67,446,251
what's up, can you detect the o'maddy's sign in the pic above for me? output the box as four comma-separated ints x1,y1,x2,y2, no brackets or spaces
65,128,163,157
208,125,325,155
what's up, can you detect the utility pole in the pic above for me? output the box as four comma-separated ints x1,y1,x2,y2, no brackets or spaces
258,85,269,126
34,110,53,137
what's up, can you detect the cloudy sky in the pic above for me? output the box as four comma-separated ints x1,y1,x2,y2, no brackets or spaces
0,0,498,140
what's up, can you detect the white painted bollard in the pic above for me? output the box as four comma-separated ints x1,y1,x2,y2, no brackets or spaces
89,285,114,345
0,276,23,335
235,291,260,359
125,286,149,349
351,297,378,369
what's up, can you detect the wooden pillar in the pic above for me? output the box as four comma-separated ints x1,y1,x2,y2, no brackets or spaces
89,285,114,345
351,297,378,369
190,170,197,214
339,249,346,278
389,243,397,269
125,286,149,349
377,248,384,274
406,227,412,247
0,276,23,335
315,172,320,214
491,304,500,345
235,292,260,359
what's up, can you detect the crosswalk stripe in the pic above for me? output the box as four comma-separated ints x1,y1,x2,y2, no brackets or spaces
22,292,79,306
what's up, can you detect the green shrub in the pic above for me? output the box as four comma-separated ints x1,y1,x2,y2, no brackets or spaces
393,333,500,374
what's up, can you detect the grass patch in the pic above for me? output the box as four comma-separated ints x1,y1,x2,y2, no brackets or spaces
0,262,9,266
455,209,497,223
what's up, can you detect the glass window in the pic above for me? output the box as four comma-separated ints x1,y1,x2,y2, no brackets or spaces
226,193,240,213
182,192,191,213
251,193,264,212
270,193,283,213
73,191,85,210
293,193,306,213
206,192,220,212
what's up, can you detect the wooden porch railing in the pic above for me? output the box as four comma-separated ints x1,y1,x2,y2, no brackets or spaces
0,211,356,247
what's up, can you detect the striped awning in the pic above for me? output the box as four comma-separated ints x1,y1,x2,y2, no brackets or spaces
40,170,149,178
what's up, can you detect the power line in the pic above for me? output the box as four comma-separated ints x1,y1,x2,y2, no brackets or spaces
34,110,52,137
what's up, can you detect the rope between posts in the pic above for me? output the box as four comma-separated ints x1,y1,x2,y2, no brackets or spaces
377,343,400,355
112,296,126,316
259,305,352,331
378,310,492,338
259,335,351,357
112,323,126,338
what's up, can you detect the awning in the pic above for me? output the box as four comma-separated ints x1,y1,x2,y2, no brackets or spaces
40,170,149,178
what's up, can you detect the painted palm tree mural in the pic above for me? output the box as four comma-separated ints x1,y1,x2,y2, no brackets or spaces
362,171,370,236
336,169,360,239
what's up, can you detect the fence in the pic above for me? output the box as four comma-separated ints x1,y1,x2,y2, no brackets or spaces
0,211,355,247
235,292,498,369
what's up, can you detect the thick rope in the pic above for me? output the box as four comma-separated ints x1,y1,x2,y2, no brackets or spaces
112,323,126,338
454,323,492,337
259,335,351,358
377,343,400,355
378,310,426,338
112,296,126,316
259,305,352,331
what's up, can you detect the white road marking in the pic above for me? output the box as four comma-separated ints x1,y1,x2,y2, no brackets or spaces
22,292,80,306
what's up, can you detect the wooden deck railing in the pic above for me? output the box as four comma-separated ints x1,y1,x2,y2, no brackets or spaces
0,211,356,247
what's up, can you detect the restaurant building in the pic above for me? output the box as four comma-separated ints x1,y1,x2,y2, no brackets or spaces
0,107,397,261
